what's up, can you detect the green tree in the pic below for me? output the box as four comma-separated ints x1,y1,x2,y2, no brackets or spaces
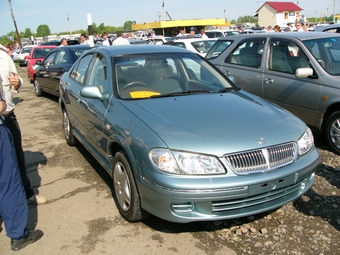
21,28,33,38
123,21,133,31
36,24,51,36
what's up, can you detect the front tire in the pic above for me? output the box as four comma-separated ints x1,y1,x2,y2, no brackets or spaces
62,109,78,146
112,151,149,222
34,79,43,96
325,111,340,155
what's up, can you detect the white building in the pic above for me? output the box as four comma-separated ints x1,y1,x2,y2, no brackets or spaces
256,2,303,27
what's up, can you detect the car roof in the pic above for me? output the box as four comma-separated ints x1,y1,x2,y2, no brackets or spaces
215,32,340,41
313,24,340,31
169,38,218,42
32,45,58,49
89,44,195,55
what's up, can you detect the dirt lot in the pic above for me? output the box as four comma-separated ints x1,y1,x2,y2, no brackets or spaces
0,67,339,255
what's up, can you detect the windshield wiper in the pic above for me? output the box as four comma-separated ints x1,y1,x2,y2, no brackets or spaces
149,90,211,98
216,87,235,93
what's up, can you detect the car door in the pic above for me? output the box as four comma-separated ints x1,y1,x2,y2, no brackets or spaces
263,38,322,126
47,49,73,96
77,53,112,157
36,51,57,92
64,53,95,137
217,37,266,97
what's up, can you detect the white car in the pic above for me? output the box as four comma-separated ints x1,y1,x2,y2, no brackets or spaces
144,36,172,45
17,45,37,67
205,29,239,38
164,38,217,57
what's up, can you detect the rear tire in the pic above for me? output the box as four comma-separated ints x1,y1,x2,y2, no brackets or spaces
34,79,43,97
325,111,340,155
62,109,78,146
112,151,149,222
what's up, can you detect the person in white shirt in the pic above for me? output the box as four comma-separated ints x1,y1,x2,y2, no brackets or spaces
295,22,304,32
102,32,111,46
80,34,90,45
112,32,130,46
0,49,47,205
59,38,68,47
200,29,208,38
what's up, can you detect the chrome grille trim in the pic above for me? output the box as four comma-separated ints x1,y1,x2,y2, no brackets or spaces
224,142,296,175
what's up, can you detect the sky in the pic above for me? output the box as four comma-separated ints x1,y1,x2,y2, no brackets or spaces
1,0,338,37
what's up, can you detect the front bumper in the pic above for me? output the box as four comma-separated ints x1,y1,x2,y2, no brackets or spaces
138,148,321,223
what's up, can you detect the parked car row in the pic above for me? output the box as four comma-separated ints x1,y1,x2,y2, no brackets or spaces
33,45,96,96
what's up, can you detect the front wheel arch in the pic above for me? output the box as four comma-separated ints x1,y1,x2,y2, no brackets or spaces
112,150,149,222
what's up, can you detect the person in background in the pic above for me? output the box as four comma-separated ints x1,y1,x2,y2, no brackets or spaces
59,38,68,47
0,48,47,205
200,29,208,38
284,23,293,32
295,22,305,32
112,32,130,45
176,29,183,37
267,25,275,32
102,32,111,46
0,91,43,251
189,29,196,37
274,25,282,32
80,34,90,45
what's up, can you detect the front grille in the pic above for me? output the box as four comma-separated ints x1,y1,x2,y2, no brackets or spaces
224,142,296,175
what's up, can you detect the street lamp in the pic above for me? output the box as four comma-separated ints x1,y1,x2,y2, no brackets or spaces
67,13,72,35
224,6,228,21
327,4,332,17
313,10,317,23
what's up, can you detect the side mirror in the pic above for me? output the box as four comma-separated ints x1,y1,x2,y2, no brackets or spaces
80,86,102,100
36,60,43,66
25,55,31,59
295,67,313,78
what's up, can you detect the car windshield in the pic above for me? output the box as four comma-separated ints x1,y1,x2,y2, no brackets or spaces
224,31,239,36
205,40,233,59
21,47,33,54
191,40,217,54
33,48,55,58
114,53,234,100
303,36,340,75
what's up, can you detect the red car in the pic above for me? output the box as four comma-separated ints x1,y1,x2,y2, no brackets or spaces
26,46,57,83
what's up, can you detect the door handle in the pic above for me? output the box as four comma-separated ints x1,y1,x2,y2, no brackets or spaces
265,78,274,84
224,70,230,76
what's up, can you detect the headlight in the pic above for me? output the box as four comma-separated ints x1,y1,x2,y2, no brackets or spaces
297,128,314,156
149,149,225,175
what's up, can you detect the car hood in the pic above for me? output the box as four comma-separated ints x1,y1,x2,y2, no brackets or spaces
121,91,306,156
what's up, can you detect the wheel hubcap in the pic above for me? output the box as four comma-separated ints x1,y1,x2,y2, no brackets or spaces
330,117,340,149
114,162,131,211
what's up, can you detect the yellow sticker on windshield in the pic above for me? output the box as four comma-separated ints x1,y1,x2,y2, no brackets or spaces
130,91,161,98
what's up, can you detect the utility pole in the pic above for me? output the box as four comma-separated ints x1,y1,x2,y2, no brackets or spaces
8,0,22,48
67,13,72,36
333,0,336,23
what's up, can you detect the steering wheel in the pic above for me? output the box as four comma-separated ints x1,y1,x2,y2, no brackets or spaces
121,81,148,91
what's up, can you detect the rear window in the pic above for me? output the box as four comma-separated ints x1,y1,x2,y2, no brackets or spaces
33,48,55,58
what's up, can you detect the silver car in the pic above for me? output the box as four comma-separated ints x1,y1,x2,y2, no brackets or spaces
206,32,340,155
60,45,320,223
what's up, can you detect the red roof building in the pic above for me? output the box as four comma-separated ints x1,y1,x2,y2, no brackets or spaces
257,2,303,28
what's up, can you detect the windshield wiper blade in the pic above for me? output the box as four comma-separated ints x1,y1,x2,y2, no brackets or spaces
149,90,211,98
216,87,235,93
